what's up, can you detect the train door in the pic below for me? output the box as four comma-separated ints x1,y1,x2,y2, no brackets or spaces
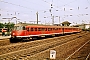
62,28,64,35
41,28,45,34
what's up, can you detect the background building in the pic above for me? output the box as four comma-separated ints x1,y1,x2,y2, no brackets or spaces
73,24,90,31
61,21,71,26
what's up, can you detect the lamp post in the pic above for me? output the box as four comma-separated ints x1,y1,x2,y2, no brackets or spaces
2,17,20,24
11,17,20,24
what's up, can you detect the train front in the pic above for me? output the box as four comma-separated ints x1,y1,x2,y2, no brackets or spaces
10,25,27,41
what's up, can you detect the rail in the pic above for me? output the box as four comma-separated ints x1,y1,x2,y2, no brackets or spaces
65,40,90,60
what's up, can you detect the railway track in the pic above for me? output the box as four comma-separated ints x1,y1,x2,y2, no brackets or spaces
0,31,89,60
65,39,90,60
27,32,90,60
0,31,85,47
0,32,84,55
0,39,10,46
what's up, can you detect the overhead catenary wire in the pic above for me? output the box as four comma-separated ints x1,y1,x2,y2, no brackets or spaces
57,0,78,7
87,0,90,5
41,0,90,24
0,8,34,15
22,0,48,8
41,0,79,17
0,0,36,11
19,0,53,13
41,0,75,17
0,0,49,20
1,0,87,16
0,8,35,23
0,0,53,14
41,0,78,10
0,0,90,24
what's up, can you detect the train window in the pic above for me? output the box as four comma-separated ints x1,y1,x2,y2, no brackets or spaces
54,28,57,30
54,28,56,30
48,28,52,31
50,28,51,31
25,28,28,31
42,28,45,31
59,28,61,30
38,28,41,31
14,26,24,30
45,28,47,31
27,28,29,31
23,26,25,30
35,28,37,31
48,28,50,31
31,28,34,31
51,28,52,31
53,28,55,30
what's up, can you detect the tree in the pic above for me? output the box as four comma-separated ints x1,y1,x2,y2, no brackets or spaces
88,28,90,31
4,23,15,31
0,23,4,28
0,22,15,31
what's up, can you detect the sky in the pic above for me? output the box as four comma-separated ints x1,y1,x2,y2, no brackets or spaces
0,0,90,25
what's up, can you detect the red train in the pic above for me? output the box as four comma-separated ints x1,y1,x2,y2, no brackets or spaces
10,23,81,42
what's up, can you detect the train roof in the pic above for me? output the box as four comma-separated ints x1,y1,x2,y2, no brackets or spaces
14,23,48,26
14,23,80,28
62,26,80,28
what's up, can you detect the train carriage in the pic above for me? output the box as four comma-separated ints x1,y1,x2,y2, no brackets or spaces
0,28,10,36
10,23,81,42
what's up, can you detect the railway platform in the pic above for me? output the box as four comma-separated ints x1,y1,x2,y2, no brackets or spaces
0,35,11,40
0,36,11,46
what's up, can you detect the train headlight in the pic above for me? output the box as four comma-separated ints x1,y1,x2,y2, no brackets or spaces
13,33,15,35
